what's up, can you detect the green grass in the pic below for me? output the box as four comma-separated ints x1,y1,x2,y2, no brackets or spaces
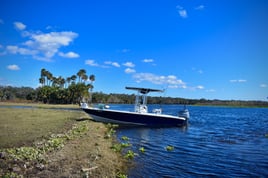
0,102,80,109
0,104,129,177
0,107,83,148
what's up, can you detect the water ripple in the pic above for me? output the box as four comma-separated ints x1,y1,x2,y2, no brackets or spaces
116,105,268,177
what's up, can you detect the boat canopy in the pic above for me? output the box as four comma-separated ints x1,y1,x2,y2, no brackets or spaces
125,87,163,94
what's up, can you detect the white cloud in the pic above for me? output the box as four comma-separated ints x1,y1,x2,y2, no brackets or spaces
260,84,267,88
14,22,26,30
238,79,247,82
85,59,99,66
196,85,204,90
6,45,18,54
111,62,120,67
179,10,187,18
4,22,78,61
123,62,135,68
0,19,3,24
23,31,78,60
195,5,205,10
7,64,20,71
176,5,187,18
142,58,154,63
58,51,79,58
133,73,186,88
30,31,77,46
230,79,247,83
125,68,136,74
6,45,38,55
105,61,120,67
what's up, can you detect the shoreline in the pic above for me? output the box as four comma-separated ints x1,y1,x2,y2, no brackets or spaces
1,101,267,109
0,103,128,177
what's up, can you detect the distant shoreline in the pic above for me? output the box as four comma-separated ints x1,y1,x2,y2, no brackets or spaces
1,100,268,108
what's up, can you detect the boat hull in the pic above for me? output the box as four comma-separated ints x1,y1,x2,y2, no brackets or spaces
82,108,188,127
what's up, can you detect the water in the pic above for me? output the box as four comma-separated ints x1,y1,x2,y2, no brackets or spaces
112,105,268,177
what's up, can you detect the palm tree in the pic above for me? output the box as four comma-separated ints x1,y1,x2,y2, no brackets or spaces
71,75,77,84
52,76,58,87
77,69,86,83
46,71,53,86
89,74,95,83
88,74,95,104
58,76,65,88
39,77,45,87
81,74,88,83
66,77,72,87
41,68,47,85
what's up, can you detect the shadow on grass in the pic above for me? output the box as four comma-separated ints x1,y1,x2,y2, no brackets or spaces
75,117,92,122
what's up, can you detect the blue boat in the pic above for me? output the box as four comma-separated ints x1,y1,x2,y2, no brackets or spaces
81,87,189,127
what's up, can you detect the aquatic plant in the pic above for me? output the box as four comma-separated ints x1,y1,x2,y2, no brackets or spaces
121,136,129,141
117,172,128,178
121,142,131,148
111,143,124,152
104,123,118,139
124,150,137,159
165,145,174,151
139,147,145,153
111,142,131,152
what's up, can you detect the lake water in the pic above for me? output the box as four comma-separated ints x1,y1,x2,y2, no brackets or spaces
111,104,268,177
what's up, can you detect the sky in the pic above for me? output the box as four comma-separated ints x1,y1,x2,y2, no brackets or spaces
0,0,268,101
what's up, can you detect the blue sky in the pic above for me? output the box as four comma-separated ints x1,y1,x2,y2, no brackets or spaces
0,0,268,101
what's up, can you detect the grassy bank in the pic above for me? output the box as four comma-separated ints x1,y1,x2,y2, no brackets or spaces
0,108,78,148
0,104,127,177
0,101,80,109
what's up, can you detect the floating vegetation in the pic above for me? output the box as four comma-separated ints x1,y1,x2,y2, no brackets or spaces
165,145,175,151
111,143,124,152
121,142,131,148
139,147,145,153
265,133,268,138
121,136,129,141
104,123,118,139
124,150,137,159
117,172,128,178
111,143,131,152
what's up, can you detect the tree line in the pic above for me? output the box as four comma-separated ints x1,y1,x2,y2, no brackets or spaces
1,70,268,107
37,68,95,104
91,93,268,107
0,68,95,104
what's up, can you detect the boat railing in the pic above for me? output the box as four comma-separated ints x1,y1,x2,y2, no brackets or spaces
135,104,148,113
152,108,162,114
